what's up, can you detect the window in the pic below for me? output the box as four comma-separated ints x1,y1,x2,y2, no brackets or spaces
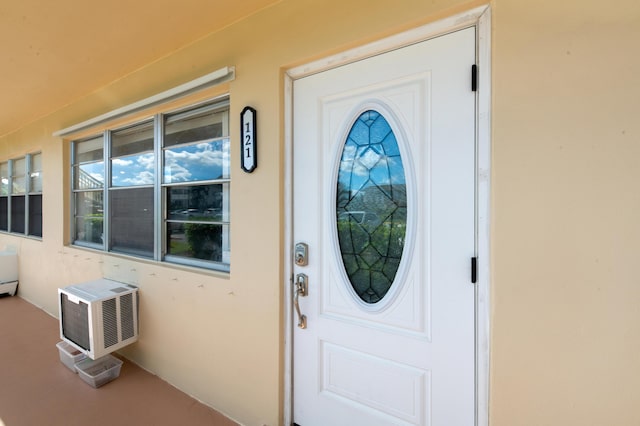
0,153,43,237
110,121,155,257
71,99,230,271
0,162,7,231
73,135,104,245
164,105,230,266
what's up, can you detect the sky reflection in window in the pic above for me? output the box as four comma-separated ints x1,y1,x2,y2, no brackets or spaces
164,139,230,183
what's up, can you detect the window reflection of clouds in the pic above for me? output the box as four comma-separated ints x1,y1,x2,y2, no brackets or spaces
137,153,155,170
113,159,133,167
164,139,229,183
338,146,405,196
117,170,154,186
111,153,155,187
338,118,405,192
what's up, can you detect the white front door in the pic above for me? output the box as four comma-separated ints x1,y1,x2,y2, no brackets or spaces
292,27,476,426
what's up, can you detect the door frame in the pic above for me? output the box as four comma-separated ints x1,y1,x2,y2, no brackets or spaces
283,5,492,425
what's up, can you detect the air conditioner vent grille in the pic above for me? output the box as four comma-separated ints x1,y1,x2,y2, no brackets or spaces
60,293,90,350
102,298,119,348
120,293,135,340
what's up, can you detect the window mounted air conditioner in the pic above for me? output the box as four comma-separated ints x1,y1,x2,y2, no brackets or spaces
0,251,18,297
58,278,139,360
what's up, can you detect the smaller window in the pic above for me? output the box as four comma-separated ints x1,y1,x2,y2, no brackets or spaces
28,153,43,237
11,158,26,195
336,110,407,305
163,104,230,270
10,195,25,234
109,122,155,258
0,162,8,231
10,158,26,234
111,121,155,188
0,153,43,238
73,136,105,247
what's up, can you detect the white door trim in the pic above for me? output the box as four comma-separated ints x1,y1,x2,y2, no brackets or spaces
283,5,491,425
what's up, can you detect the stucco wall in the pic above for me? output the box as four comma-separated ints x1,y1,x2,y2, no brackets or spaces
491,1,640,424
1,0,639,425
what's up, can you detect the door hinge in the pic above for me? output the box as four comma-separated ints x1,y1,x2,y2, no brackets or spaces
471,257,477,284
471,64,478,92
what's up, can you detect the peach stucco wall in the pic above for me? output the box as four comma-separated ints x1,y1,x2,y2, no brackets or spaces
491,1,640,425
1,0,639,425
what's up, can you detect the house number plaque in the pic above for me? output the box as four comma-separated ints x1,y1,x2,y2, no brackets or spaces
241,106,257,173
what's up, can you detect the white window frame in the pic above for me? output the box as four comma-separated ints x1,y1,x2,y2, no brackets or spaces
162,103,231,269
70,98,231,272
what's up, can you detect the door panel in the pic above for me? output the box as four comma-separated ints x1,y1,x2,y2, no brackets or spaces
293,27,476,426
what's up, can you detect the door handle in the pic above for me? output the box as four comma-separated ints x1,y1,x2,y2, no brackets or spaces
294,273,308,329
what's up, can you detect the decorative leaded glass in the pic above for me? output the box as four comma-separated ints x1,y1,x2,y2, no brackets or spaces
336,110,407,304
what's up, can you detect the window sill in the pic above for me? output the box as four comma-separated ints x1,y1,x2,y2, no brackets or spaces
0,231,43,242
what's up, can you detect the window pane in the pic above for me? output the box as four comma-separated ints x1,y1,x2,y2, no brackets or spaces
75,191,104,244
75,191,104,217
164,138,230,183
13,158,26,177
112,122,154,157
28,194,42,237
10,195,25,233
12,158,26,195
0,163,7,196
164,108,226,147
30,153,42,193
336,110,407,304
30,173,43,193
31,152,42,171
75,136,104,163
167,184,229,222
110,187,153,257
74,163,104,189
75,217,104,245
111,153,155,187
167,222,225,263
0,197,7,231
12,177,26,194
111,122,155,188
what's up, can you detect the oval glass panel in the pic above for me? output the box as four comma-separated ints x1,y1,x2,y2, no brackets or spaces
336,110,407,304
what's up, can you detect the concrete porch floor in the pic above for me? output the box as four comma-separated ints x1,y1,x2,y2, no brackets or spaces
0,295,239,426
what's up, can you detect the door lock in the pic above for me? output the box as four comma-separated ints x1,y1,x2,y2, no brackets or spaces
294,242,308,266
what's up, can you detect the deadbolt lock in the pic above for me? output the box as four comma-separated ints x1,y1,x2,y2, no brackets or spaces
294,242,308,266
